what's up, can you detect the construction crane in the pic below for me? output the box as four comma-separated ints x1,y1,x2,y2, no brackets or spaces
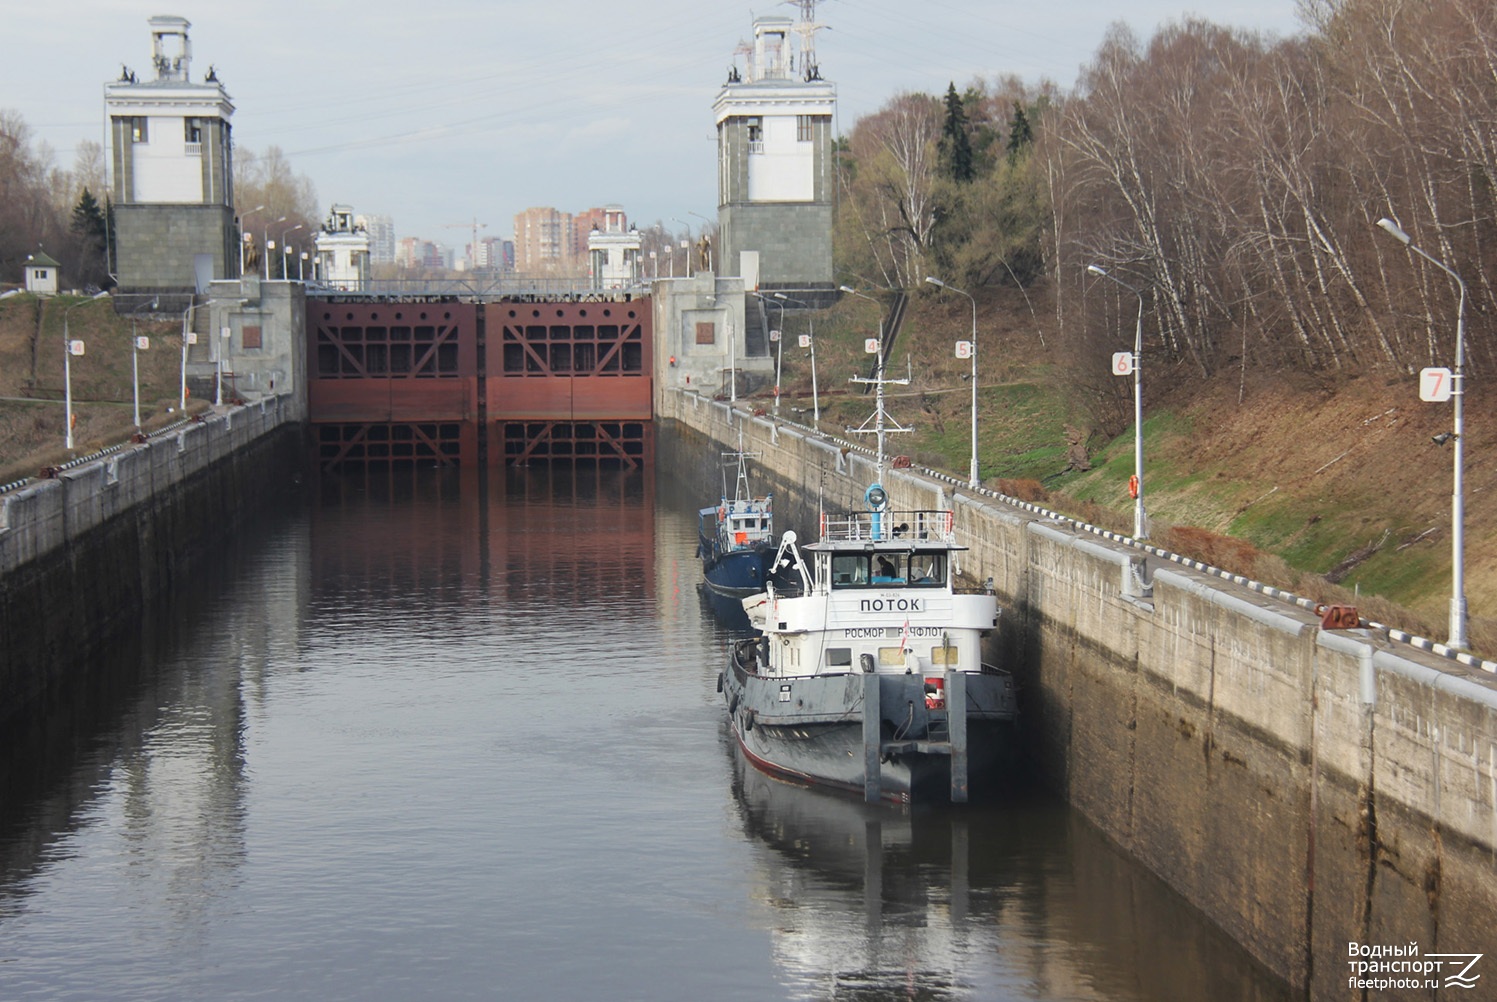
441,219,489,270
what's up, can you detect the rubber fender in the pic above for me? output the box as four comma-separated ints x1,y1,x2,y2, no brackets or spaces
716,672,724,693
729,694,740,715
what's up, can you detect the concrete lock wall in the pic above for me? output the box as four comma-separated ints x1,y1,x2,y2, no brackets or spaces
659,388,1497,998
0,395,303,733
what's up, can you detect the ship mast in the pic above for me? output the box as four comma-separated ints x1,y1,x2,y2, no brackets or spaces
847,346,912,484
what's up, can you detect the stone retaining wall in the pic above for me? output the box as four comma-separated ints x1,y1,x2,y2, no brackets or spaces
0,395,303,732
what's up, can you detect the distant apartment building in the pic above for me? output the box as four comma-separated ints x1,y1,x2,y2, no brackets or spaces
513,206,575,275
356,213,395,264
471,236,506,270
396,237,446,270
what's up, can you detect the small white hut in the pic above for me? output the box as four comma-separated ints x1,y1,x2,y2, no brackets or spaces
25,251,61,295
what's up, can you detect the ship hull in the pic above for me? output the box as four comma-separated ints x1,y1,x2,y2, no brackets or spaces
722,647,1017,804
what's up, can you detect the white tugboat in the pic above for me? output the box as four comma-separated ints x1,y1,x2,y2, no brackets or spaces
720,348,1017,803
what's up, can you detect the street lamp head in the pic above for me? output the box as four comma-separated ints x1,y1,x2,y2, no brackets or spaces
1087,264,1108,277
924,276,946,288
1433,431,1456,446
1376,217,1411,245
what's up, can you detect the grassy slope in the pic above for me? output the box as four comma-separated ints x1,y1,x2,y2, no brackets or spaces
769,286,1494,653
0,293,207,483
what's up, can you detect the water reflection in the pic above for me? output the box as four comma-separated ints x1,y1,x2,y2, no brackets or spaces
0,509,293,950
729,745,1288,1002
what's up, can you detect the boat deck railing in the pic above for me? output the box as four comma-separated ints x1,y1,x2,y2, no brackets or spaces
819,509,955,544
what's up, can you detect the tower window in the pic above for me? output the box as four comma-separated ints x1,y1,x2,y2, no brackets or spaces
130,118,148,143
746,117,762,151
185,118,203,143
797,115,815,142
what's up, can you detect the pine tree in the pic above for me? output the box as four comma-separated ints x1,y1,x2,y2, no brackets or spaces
939,83,975,183
70,188,110,288
1006,103,1034,162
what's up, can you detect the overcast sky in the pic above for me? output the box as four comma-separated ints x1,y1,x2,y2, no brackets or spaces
7,1,1305,250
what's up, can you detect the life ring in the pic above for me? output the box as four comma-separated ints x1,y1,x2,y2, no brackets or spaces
1128,474,1139,499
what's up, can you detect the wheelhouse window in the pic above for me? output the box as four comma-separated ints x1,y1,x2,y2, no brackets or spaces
829,551,946,588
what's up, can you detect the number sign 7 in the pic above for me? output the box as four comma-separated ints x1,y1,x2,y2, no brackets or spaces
1420,366,1453,402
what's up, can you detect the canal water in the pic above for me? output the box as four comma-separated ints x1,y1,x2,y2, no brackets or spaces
0,467,1288,1001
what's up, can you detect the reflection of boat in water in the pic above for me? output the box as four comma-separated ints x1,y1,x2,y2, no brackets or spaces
728,744,1294,1002
696,580,756,634
697,443,776,599
722,483,1017,804
728,744,989,997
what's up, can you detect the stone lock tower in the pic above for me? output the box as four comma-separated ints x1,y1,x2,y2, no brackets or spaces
106,15,237,294
713,7,835,294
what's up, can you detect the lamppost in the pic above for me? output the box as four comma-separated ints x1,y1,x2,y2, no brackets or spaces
760,293,787,417
180,297,238,411
1377,216,1469,649
838,285,881,386
299,251,308,281
239,204,265,276
924,276,980,489
61,291,110,450
130,297,159,430
262,216,286,279
1087,264,1148,540
773,292,819,423
280,224,304,279
671,219,691,273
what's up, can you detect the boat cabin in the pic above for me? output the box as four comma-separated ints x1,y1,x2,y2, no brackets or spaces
723,504,772,546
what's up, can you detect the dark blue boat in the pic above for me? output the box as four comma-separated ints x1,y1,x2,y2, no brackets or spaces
697,447,776,598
